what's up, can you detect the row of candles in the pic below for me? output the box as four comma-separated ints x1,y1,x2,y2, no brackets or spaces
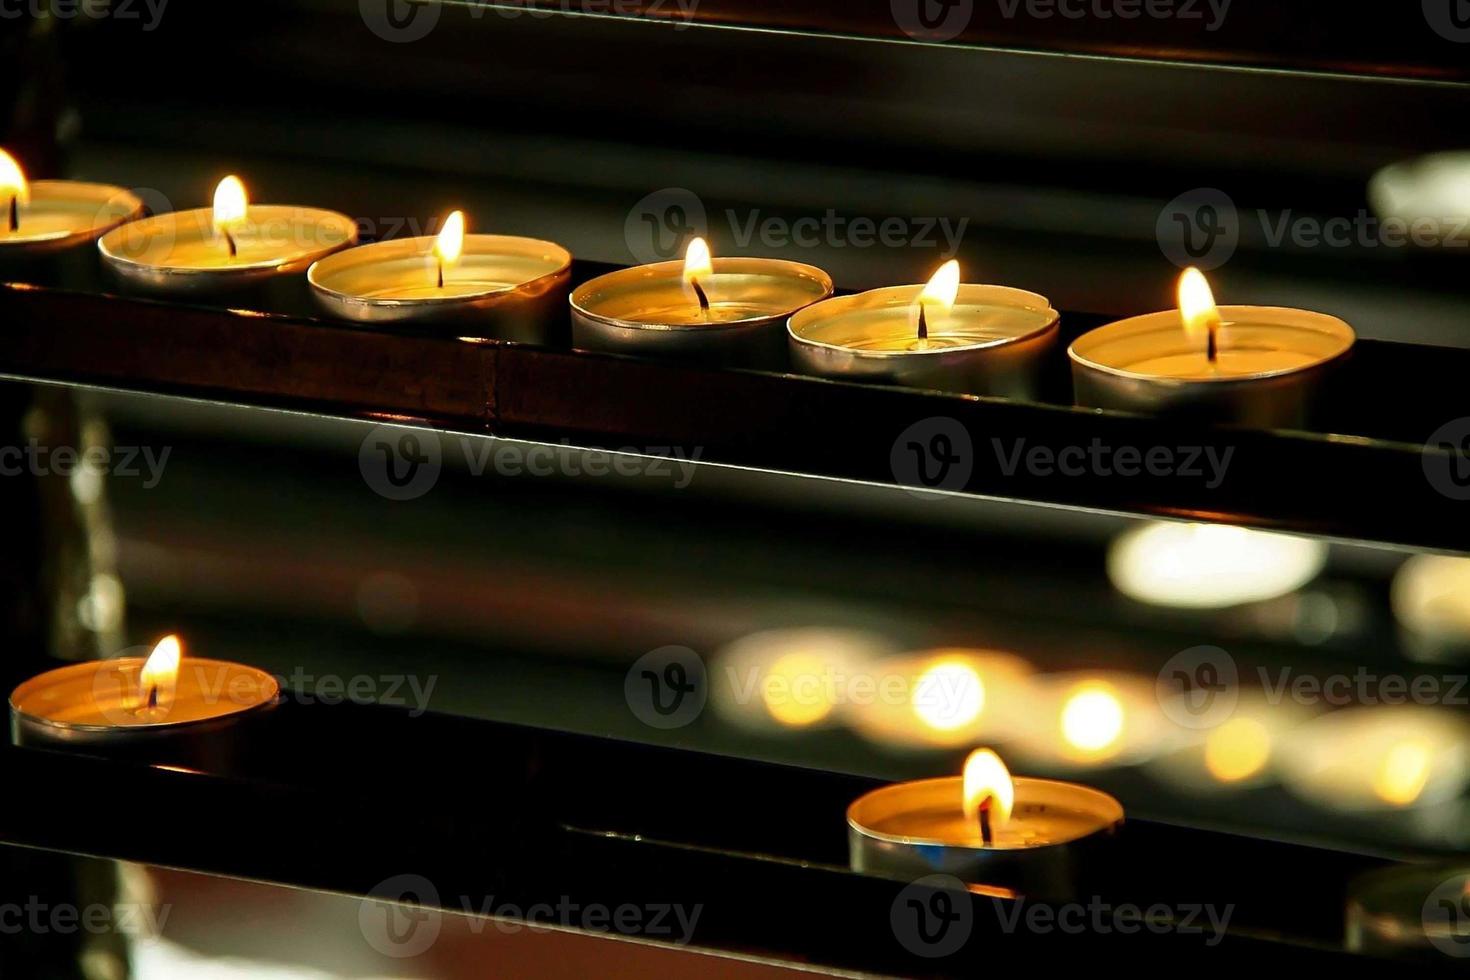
0,153,1356,427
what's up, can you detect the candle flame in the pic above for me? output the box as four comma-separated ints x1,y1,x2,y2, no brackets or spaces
961,748,1015,825
1178,267,1222,343
918,259,961,314
434,210,466,267
0,148,29,205
139,634,182,710
683,237,713,284
212,175,248,232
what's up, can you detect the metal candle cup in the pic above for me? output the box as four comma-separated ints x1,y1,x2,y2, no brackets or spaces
10,656,280,769
98,205,357,295
571,257,833,366
1069,306,1355,427
848,775,1123,898
788,284,1059,397
0,180,144,257
309,234,571,342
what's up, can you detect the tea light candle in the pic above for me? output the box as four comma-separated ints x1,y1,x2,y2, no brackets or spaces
0,148,144,256
1070,268,1355,427
789,261,1060,397
97,174,357,294
10,634,279,768
571,238,833,365
309,210,572,343
849,749,1123,897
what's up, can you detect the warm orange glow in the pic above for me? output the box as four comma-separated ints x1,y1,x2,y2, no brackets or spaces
212,175,248,232
1061,683,1125,756
139,634,182,709
760,652,834,728
1178,267,1221,343
0,148,29,205
682,237,713,284
1373,740,1433,806
434,210,466,268
961,748,1015,826
918,259,961,313
1205,717,1272,783
912,659,984,732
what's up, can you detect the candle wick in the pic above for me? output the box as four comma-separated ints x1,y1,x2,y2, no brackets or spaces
145,683,158,712
7,194,16,233
979,801,993,847
437,257,444,290
690,276,711,317
1207,317,1219,364
917,301,929,341
222,227,238,259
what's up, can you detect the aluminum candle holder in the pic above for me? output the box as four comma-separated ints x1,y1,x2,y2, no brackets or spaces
788,284,1059,397
10,647,280,770
571,257,833,366
98,205,358,295
1069,305,1356,428
309,233,571,342
848,773,1123,898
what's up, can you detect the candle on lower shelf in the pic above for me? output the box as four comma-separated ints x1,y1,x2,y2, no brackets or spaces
97,174,357,294
1069,267,1355,427
9,634,279,768
309,210,572,342
0,148,144,257
788,261,1060,397
571,238,833,365
848,748,1123,897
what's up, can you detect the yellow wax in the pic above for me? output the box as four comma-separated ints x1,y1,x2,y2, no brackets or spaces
0,180,143,250
799,302,1056,352
102,205,356,272
0,210,103,241
355,279,527,300
868,801,1107,850
1126,347,1320,380
10,658,278,729
619,301,783,326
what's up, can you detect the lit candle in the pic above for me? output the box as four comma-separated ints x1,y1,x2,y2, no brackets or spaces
9,634,279,767
788,261,1059,396
848,748,1122,896
570,238,833,365
309,209,572,342
1069,267,1355,426
97,174,357,294
0,147,144,256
